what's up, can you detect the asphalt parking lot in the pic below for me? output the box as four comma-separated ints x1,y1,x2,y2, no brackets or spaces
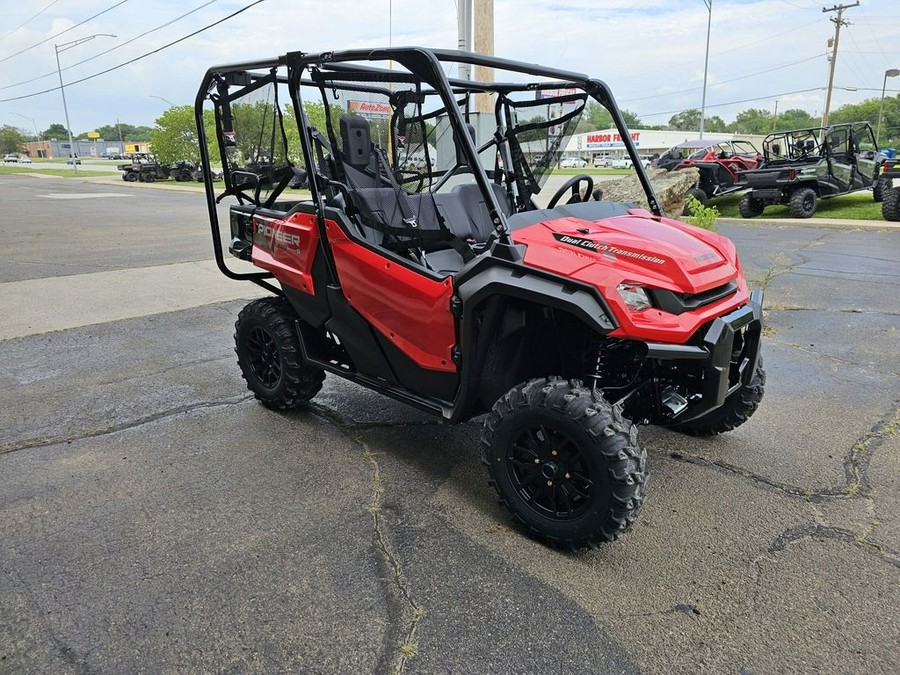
1,173,899,673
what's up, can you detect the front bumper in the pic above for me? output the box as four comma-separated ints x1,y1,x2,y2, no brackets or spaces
645,289,763,421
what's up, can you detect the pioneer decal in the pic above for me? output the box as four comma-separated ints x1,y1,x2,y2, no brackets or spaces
254,216,301,250
553,233,665,265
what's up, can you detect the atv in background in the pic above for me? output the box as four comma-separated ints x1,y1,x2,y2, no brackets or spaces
196,47,764,549
119,158,197,183
669,140,762,213
880,156,900,221
736,122,881,218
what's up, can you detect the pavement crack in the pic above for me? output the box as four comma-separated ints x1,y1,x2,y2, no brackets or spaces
768,524,900,570
0,394,254,455
764,338,900,377
310,404,424,675
664,402,900,503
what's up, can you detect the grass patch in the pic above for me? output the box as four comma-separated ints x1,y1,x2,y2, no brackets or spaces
0,166,120,178
712,190,882,221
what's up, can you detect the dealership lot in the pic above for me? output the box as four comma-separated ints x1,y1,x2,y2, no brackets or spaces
1,174,899,673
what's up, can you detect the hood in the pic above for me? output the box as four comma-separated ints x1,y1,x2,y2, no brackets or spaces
511,209,739,295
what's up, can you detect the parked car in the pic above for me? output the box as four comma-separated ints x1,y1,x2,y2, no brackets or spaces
609,155,650,170
592,155,611,167
66,156,81,165
3,154,19,163
20,155,32,164
560,157,587,168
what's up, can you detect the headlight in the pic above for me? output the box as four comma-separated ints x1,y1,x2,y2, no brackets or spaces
617,283,651,312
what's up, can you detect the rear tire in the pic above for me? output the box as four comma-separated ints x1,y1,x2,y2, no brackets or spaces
739,193,764,218
874,176,890,202
883,187,900,222
789,187,817,218
671,358,765,437
123,171,138,182
235,297,325,410
144,173,156,183
481,378,648,549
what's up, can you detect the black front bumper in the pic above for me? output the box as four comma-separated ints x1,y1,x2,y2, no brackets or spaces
645,289,764,422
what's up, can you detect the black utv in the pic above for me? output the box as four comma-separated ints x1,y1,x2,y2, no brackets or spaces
736,122,882,219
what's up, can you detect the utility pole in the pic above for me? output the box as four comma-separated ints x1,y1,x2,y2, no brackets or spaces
821,1,858,127
473,0,494,112
457,0,472,81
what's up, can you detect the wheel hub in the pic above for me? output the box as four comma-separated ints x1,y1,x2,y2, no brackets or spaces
507,422,594,520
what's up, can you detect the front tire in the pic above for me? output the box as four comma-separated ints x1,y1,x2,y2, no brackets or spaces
671,358,766,437
481,378,648,549
789,187,817,218
739,193,764,218
682,187,708,217
235,297,325,410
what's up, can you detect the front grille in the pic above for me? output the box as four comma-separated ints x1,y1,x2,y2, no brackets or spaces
649,281,738,315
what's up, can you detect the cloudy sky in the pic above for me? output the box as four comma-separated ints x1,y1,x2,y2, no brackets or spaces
1,0,898,136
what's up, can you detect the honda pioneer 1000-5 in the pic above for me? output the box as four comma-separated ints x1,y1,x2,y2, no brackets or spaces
195,48,765,549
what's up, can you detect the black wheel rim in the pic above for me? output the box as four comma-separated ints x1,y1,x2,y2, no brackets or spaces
246,326,281,388
506,422,594,520
803,192,814,212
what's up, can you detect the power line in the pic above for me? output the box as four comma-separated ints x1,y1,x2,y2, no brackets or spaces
0,0,222,92
0,0,267,104
0,0,130,66
0,0,62,43
621,53,824,105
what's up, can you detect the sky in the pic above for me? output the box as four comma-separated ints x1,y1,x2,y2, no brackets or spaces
0,0,899,137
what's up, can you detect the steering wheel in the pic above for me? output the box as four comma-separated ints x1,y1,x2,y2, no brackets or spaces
548,173,594,209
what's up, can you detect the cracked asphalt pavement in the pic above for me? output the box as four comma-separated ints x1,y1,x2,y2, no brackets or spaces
1,174,899,673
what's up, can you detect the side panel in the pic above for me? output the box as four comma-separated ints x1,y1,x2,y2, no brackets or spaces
326,220,458,373
251,211,320,294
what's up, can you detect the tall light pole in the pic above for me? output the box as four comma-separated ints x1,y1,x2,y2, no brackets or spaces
12,112,39,138
55,33,116,175
149,95,176,106
877,68,899,145
699,0,712,139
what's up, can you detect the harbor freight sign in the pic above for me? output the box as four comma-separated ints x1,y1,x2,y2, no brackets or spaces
586,131,641,148
348,100,390,119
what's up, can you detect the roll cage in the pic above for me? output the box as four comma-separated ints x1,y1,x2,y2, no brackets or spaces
194,47,660,292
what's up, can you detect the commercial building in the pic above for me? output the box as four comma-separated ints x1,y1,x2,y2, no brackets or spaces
19,139,151,159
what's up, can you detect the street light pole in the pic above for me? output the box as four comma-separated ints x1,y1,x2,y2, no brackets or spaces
149,95,176,106
877,68,899,145
54,33,116,175
699,0,712,139
12,113,39,139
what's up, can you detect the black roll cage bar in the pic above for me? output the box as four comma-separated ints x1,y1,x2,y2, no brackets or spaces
194,47,661,290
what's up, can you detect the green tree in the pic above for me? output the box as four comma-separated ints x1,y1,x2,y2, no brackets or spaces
773,108,818,132
0,125,27,153
42,123,70,139
668,109,701,131
704,115,728,133
730,108,773,134
830,95,900,146
579,101,642,132
150,105,216,164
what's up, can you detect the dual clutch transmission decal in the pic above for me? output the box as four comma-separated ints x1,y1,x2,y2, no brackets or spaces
552,233,666,265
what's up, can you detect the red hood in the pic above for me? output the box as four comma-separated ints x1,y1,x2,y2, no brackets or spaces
511,208,739,294
510,208,749,343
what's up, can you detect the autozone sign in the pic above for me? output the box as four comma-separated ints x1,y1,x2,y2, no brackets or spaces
348,100,390,118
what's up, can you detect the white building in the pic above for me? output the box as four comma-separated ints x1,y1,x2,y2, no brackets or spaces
562,128,767,161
